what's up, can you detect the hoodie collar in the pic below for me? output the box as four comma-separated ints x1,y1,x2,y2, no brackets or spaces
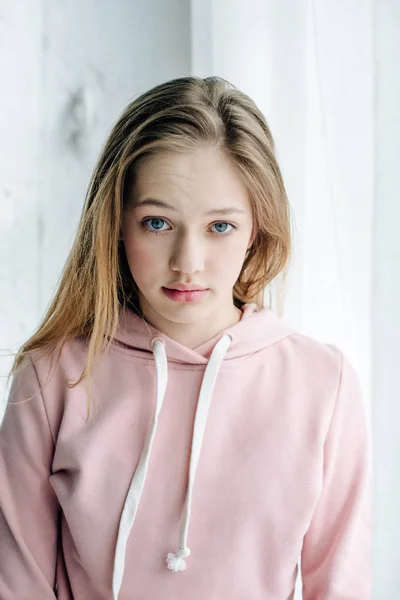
112,302,295,365
111,303,295,598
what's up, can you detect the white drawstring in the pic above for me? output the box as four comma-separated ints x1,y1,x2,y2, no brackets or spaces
112,332,233,598
165,333,233,572
112,337,168,599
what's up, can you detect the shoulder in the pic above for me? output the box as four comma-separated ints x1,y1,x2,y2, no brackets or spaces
22,337,91,430
282,329,365,418
276,326,361,417
277,324,343,379
29,336,90,382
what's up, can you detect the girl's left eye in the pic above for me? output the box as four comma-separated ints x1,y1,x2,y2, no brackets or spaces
140,218,237,234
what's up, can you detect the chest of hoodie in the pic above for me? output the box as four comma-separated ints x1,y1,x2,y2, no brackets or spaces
48,347,329,597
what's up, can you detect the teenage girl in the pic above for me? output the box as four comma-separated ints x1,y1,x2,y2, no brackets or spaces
0,76,371,599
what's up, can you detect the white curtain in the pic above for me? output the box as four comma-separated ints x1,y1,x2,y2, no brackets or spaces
192,0,398,596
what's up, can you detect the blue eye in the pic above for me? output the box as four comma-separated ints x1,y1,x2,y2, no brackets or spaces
140,218,237,235
211,222,233,234
141,218,169,232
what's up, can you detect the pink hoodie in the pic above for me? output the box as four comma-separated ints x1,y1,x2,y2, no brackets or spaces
0,303,372,599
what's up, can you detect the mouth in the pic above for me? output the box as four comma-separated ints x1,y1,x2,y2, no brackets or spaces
161,287,209,303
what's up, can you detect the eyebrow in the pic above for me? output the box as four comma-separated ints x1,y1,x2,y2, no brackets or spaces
133,197,247,216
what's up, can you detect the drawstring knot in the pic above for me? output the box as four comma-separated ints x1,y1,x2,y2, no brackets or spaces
166,546,191,572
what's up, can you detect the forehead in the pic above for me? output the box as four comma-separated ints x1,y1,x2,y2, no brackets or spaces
130,147,252,213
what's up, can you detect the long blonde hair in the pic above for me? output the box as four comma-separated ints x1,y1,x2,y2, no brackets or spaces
5,75,292,417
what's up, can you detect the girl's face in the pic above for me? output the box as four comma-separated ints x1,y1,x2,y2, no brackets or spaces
120,145,256,344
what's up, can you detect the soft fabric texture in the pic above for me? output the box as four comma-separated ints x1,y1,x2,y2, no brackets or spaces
0,303,372,599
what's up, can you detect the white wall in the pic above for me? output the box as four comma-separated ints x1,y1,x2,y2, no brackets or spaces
0,0,190,403
0,1,44,379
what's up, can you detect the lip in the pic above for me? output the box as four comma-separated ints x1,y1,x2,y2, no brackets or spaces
162,287,209,303
165,284,208,291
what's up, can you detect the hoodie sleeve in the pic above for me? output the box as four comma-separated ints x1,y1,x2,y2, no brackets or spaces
0,355,59,599
300,348,372,599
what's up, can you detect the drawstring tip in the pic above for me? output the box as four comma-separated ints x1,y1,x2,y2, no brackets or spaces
166,547,191,572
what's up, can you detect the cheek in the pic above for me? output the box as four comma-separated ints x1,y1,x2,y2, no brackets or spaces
124,235,163,279
209,243,247,279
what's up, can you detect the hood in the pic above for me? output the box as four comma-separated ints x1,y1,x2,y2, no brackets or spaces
111,302,295,365
110,303,296,599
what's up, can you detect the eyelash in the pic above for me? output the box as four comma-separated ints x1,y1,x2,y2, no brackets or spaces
139,217,238,235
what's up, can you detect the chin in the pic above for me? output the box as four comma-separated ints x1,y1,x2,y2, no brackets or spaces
155,305,207,327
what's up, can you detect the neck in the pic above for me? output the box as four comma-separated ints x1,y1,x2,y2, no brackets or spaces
138,301,243,349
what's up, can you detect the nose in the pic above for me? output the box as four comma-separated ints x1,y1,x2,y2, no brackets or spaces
169,230,205,275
